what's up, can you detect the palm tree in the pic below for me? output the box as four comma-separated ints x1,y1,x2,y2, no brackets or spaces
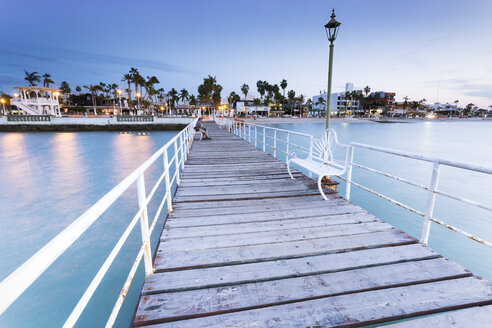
129,67,142,111
297,94,305,117
42,74,54,88
24,70,41,86
198,75,221,115
122,73,133,112
108,83,119,113
403,96,410,109
83,84,103,115
59,81,71,94
167,88,179,115
280,79,288,97
188,95,197,115
179,88,189,105
228,91,240,105
253,98,261,106
364,86,371,98
256,81,266,102
241,84,249,100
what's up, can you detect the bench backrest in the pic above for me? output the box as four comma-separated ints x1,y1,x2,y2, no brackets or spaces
311,128,342,165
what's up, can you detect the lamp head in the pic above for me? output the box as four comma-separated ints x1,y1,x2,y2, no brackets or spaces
324,9,341,43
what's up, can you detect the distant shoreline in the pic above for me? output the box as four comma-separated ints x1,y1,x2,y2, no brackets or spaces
242,117,492,124
0,116,192,132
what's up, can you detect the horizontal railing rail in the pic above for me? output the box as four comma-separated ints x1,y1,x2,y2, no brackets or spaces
223,118,492,249
7,115,52,122
0,118,197,326
117,115,154,122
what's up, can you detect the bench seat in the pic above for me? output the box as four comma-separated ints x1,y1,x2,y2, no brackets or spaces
287,129,349,200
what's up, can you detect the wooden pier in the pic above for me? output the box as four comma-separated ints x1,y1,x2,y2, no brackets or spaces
134,122,492,327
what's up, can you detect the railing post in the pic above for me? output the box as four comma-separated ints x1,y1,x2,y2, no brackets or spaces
255,125,257,147
243,122,246,140
173,139,181,185
345,146,355,200
420,161,441,245
309,135,314,159
180,133,185,169
286,132,290,162
308,135,314,177
262,127,266,152
163,150,173,212
249,125,251,143
273,129,277,158
136,173,153,275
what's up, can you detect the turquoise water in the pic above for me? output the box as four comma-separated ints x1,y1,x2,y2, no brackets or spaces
0,122,491,327
261,121,492,282
0,131,180,327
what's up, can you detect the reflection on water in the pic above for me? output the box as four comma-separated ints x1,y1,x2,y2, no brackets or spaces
0,130,177,328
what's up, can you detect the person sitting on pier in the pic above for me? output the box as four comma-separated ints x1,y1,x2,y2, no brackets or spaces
194,117,212,140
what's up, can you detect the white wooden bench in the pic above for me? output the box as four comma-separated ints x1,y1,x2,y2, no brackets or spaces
193,130,203,141
287,129,350,200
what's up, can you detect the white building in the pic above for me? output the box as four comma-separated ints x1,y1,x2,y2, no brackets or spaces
428,102,458,112
312,83,360,115
236,101,269,116
11,87,61,116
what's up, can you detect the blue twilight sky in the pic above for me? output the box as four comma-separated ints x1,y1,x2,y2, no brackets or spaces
1,0,491,107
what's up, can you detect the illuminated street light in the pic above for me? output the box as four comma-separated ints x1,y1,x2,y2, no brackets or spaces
1,98,6,115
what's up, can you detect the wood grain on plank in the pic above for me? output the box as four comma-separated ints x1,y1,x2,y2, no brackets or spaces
137,277,492,327
154,229,417,272
143,244,439,294
135,258,472,325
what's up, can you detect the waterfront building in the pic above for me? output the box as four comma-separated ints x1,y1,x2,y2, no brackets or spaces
235,101,270,117
11,86,62,116
428,102,458,112
312,83,361,116
364,91,396,114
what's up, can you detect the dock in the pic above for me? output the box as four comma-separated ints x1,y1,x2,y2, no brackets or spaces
133,122,492,327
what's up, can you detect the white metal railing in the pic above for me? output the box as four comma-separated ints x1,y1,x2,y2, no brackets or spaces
224,118,492,249
0,118,197,326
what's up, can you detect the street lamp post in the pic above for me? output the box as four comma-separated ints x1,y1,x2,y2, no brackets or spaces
324,9,341,129
117,89,122,116
136,92,141,115
1,98,6,115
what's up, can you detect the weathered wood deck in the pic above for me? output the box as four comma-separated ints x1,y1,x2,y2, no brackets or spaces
134,122,492,327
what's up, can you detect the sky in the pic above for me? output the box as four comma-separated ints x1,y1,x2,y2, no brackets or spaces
1,0,491,107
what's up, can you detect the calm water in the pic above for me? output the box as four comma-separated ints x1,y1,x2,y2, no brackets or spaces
0,131,179,327
0,121,491,327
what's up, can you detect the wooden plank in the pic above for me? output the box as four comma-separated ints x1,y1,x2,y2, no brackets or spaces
385,304,492,327
175,180,324,196
143,244,439,294
164,212,380,237
154,229,417,272
134,258,472,325
165,210,372,229
171,203,355,223
173,189,327,203
139,277,492,327
178,174,306,186
161,222,393,251
171,194,343,210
